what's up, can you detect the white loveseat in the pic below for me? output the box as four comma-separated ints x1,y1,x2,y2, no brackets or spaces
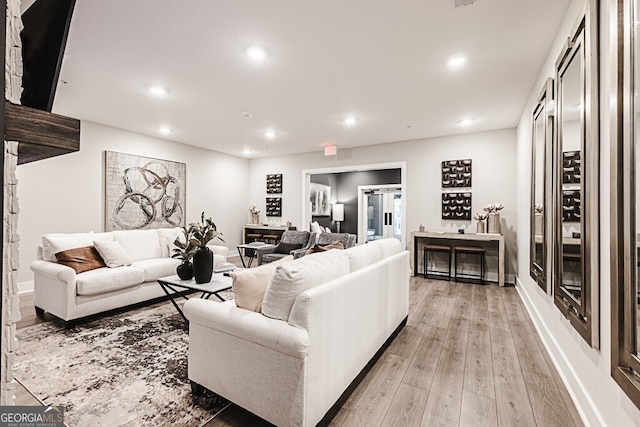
184,238,409,427
30,228,228,325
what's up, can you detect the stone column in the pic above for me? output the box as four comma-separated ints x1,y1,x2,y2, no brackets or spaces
2,0,23,405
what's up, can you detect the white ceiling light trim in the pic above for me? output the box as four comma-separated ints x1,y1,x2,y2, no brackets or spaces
457,118,474,126
447,56,466,68
264,130,277,139
343,116,357,126
246,46,267,60
159,126,172,134
147,85,169,96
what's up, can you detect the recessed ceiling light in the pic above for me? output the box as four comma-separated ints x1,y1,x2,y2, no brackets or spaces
264,130,277,139
447,56,466,68
159,126,172,134
243,148,253,155
148,85,168,96
344,116,357,126
240,111,253,119
457,118,474,126
246,46,267,60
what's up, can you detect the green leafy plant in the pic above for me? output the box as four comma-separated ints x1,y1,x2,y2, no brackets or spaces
172,212,225,260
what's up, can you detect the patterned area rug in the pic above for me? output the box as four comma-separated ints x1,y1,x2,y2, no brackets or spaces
14,300,230,427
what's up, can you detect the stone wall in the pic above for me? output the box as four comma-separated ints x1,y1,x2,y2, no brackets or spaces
2,0,23,405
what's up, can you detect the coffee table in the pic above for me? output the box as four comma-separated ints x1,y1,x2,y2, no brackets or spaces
157,274,233,322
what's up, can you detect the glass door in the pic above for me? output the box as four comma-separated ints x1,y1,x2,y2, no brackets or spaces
363,188,402,242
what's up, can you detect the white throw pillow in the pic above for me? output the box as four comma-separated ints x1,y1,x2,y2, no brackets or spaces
112,229,162,262
93,240,133,268
42,234,94,261
262,249,350,321
231,255,293,312
310,221,322,236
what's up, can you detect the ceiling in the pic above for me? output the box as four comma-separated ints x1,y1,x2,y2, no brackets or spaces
45,0,570,158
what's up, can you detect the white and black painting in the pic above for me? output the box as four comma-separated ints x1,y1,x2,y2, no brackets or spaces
309,183,331,216
105,151,186,230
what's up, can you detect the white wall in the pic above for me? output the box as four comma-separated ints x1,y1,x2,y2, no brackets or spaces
248,128,518,282
15,121,249,287
515,0,640,425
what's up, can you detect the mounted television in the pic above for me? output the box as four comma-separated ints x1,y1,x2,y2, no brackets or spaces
20,0,76,111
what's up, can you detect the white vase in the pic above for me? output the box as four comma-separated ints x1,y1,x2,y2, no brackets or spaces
477,221,485,234
487,212,500,234
250,213,260,224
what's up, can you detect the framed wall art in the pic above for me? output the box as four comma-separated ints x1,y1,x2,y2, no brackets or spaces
562,151,581,184
562,190,581,222
266,173,283,194
309,183,331,216
266,197,282,217
442,159,472,188
105,151,186,231
441,192,472,220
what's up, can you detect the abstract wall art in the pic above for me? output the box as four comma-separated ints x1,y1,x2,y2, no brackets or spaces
105,151,186,230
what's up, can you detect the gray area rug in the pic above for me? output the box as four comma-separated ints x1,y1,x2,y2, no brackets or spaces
14,300,229,426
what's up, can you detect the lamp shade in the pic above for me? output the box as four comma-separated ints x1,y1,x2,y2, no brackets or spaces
332,203,344,222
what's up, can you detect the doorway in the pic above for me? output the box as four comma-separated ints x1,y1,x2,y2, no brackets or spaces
359,186,402,245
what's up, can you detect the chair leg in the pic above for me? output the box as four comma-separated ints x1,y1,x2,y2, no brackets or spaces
423,249,428,278
454,251,458,282
447,251,452,281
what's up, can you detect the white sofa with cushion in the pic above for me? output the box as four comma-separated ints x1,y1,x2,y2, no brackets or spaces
184,238,409,427
30,228,228,324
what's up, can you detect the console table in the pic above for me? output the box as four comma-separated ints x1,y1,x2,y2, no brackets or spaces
410,231,506,287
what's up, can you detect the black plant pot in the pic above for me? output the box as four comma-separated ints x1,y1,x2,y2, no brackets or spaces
176,260,193,280
192,246,214,284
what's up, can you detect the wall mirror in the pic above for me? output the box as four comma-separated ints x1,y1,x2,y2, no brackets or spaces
530,78,553,292
612,0,640,409
553,6,599,347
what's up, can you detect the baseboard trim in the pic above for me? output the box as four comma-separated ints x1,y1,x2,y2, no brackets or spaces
317,315,408,426
514,276,603,427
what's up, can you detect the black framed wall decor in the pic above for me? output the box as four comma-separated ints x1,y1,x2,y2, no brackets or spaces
442,159,472,188
562,151,581,184
265,197,282,217
266,174,283,194
562,190,581,222
441,192,472,220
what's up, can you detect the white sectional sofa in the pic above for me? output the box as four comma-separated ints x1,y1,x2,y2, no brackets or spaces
184,238,409,427
30,228,228,325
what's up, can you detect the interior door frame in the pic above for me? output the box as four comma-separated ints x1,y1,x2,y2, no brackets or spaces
301,161,406,247
357,184,404,246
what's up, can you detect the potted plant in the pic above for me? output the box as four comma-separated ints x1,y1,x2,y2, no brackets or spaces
473,212,487,234
172,227,196,280
187,212,225,284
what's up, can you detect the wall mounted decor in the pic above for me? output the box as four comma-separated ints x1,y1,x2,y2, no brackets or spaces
442,159,472,188
266,173,283,194
105,151,186,231
266,197,282,217
309,183,331,216
562,151,581,184
553,3,600,348
441,192,472,220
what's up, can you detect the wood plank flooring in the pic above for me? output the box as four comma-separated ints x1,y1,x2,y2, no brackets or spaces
15,275,583,426
205,277,584,427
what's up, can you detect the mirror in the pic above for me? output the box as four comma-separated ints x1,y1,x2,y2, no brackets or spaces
530,79,553,291
553,7,599,347
611,0,640,409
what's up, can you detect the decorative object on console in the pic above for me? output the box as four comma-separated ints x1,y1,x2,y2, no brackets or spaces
562,150,581,184
172,227,195,280
473,212,487,234
105,151,186,231
442,158,472,188
332,203,344,233
265,197,282,217
534,203,544,236
185,212,225,284
441,192,472,220
248,205,260,224
266,173,283,194
483,202,504,234
309,182,331,216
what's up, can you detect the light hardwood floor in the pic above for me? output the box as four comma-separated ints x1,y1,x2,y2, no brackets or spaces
205,277,584,427
15,276,583,426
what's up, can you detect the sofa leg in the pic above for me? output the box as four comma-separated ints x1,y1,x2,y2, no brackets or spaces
190,380,205,396
34,306,45,319
64,320,75,329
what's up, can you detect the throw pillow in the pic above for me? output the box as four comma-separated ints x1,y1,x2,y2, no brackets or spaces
55,246,106,274
42,233,95,262
310,221,322,236
274,242,304,254
232,255,293,312
305,240,344,255
93,240,133,268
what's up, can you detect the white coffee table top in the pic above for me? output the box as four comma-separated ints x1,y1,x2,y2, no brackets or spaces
157,273,232,294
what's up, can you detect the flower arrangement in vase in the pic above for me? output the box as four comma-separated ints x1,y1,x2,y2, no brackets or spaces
473,212,487,234
248,205,260,224
483,203,504,234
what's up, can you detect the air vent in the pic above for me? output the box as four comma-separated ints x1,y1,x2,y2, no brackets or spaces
451,0,483,8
